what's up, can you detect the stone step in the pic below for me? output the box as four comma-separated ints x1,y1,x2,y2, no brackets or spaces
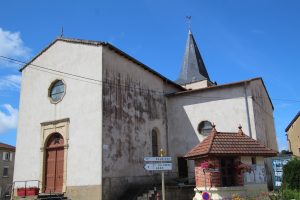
37,193,69,200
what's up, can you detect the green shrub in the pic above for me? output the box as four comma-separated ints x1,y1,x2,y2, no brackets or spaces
281,189,300,200
282,158,300,190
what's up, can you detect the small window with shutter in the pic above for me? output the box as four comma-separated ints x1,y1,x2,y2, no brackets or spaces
2,152,10,161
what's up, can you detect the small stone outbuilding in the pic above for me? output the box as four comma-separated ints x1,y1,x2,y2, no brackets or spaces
185,125,277,200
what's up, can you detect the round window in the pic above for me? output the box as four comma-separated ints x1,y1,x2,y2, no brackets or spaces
49,80,65,103
198,121,212,136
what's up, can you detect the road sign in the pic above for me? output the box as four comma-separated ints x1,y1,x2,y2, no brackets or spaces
202,192,210,200
144,163,172,171
144,157,172,162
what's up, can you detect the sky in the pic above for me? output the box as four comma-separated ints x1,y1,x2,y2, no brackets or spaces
0,0,299,151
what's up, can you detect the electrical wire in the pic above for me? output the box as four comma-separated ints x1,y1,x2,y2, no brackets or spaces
1,55,300,103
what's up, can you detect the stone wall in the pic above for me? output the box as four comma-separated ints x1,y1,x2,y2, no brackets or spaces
0,149,15,197
101,47,178,200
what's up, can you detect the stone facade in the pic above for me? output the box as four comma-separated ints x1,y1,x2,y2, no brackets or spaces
101,46,177,200
0,143,15,198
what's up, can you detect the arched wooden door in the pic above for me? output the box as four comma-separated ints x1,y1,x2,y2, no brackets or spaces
44,133,64,193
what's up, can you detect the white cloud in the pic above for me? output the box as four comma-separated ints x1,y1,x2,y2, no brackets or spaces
0,104,18,134
0,75,21,91
0,27,31,67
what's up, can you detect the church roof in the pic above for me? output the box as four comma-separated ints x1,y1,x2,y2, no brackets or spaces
167,77,274,110
176,30,210,85
185,126,277,160
0,142,15,150
19,37,184,91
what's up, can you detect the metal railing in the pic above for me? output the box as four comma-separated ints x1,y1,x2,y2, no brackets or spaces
12,180,41,198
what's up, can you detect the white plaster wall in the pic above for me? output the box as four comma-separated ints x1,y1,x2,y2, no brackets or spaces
14,41,103,187
166,85,256,178
241,156,264,165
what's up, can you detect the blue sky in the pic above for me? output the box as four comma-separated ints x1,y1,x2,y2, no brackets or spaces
0,0,299,150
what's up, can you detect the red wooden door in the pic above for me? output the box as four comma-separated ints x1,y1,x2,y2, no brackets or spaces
44,133,64,193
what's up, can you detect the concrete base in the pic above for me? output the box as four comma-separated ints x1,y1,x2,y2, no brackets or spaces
193,184,268,200
66,185,101,200
13,196,37,200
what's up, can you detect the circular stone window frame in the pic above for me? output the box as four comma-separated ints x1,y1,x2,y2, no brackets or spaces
48,79,66,104
197,120,213,136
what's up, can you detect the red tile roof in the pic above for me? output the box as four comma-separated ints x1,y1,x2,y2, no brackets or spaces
0,142,15,150
185,126,277,159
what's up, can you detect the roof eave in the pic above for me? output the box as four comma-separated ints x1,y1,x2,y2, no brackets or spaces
285,111,300,132
185,152,277,160
19,37,185,91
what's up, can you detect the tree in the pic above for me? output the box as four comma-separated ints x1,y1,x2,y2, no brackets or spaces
282,158,300,190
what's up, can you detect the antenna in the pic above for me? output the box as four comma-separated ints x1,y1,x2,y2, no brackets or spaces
60,26,64,37
186,16,192,30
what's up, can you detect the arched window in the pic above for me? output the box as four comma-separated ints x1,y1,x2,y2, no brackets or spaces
198,121,213,136
152,129,158,156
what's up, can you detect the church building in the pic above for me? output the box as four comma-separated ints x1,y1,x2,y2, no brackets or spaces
13,30,278,200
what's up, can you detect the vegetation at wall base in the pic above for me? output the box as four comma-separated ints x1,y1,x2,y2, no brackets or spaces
282,158,300,190
268,158,300,200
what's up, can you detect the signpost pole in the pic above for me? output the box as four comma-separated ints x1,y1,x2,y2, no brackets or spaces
160,149,166,200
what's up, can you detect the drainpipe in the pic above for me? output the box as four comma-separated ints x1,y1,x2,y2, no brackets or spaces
163,81,169,155
244,82,252,138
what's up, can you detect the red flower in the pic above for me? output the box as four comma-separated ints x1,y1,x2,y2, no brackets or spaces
200,160,215,169
201,161,210,169
235,162,252,174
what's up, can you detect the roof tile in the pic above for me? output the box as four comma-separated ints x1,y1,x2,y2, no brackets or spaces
185,127,277,159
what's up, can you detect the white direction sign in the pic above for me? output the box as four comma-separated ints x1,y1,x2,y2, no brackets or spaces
144,157,172,162
144,163,172,171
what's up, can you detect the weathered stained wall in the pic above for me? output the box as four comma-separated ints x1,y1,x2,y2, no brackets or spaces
249,79,278,150
14,41,103,198
101,47,179,200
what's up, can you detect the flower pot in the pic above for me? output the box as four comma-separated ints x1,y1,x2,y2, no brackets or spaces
26,187,39,196
17,188,26,196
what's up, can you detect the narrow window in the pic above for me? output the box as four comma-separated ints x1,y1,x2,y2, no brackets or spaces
251,157,256,165
152,129,158,156
178,157,188,178
3,167,8,177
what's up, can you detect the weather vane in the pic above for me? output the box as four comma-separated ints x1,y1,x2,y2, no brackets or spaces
186,16,192,30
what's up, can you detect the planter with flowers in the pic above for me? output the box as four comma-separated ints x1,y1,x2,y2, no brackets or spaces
235,162,252,174
200,160,216,170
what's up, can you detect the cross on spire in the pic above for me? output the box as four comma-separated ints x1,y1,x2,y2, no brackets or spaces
186,16,192,30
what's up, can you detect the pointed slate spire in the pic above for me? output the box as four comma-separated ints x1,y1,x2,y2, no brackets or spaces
176,30,210,85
